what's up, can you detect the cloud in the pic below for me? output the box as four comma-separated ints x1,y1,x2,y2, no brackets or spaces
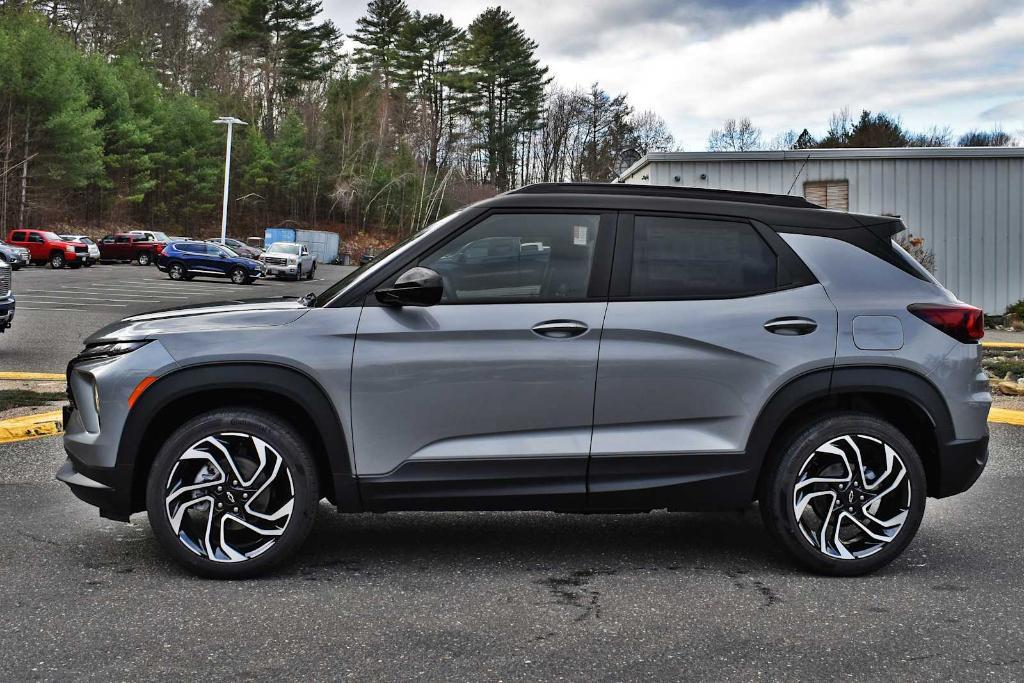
324,0,1024,149
981,100,1024,122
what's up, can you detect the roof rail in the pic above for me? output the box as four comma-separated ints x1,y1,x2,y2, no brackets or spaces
507,182,821,209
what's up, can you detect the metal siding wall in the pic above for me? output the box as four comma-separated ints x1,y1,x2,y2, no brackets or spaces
628,157,1024,312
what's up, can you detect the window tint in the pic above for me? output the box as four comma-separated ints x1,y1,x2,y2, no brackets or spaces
630,216,777,298
115,235,131,243
419,213,601,303
180,242,206,254
11,231,26,241
28,233,44,243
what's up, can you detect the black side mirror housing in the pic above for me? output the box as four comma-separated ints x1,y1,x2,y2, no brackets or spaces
376,267,444,307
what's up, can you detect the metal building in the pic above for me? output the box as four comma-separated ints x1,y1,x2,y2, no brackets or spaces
616,147,1024,314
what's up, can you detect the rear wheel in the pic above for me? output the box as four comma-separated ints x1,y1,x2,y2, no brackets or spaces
137,251,152,266
759,412,926,576
50,252,65,269
307,263,316,280
145,408,319,578
168,262,186,280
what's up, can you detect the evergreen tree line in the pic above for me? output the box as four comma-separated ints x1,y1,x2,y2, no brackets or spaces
709,110,1015,152
0,0,676,238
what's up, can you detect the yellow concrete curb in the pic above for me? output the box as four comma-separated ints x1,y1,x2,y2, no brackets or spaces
0,410,64,444
0,372,65,381
989,408,1024,427
983,342,1024,350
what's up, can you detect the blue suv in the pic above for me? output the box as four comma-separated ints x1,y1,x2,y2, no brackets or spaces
157,241,267,285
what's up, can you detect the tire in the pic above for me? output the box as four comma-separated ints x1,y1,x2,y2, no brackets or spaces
168,262,186,280
50,252,65,269
230,267,250,285
82,260,92,268
145,408,320,579
137,252,151,266
759,412,926,576
307,263,316,280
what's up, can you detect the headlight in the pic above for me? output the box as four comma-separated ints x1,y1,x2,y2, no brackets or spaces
75,340,151,362
65,245,75,253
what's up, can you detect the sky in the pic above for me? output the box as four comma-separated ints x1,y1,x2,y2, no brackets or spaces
321,0,1024,150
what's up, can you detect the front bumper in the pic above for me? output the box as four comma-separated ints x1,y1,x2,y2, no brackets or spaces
934,431,989,498
0,296,14,331
264,263,298,276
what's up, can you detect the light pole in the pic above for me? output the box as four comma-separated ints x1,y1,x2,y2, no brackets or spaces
213,116,248,243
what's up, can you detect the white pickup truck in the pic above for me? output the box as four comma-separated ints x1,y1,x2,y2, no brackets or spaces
260,242,317,280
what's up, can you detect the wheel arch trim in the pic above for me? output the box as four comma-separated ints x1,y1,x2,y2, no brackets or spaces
118,361,360,513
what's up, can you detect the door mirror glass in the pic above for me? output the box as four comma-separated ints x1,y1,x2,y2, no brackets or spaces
376,267,443,307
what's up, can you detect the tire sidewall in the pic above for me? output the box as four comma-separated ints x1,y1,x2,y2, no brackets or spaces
169,262,185,280
760,412,927,576
138,252,151,266
145,408,320,579
50,253,65,268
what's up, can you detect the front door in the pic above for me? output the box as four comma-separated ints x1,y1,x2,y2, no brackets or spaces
589,213,839,510
352,211,614,511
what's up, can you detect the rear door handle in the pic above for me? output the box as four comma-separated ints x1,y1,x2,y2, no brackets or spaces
764,317,817,335
532,320,589,339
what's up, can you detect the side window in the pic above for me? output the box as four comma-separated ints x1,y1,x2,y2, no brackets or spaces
419,213,601,303
28,233,44,243
630,216,777,298
180,243,202,254
115,235,130,244
11,231,26,242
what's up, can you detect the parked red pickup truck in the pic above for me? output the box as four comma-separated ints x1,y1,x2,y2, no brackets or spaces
7,229,93,268
98,233,165,265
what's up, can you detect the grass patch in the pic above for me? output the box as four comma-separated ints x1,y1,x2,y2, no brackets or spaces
0,390,66,412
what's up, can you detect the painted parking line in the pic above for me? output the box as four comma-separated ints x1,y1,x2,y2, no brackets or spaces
0,372,64,381
18,295,161,303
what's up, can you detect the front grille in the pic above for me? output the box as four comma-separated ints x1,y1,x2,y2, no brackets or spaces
0,266,10,297
74,246,88,253
264,256,287,266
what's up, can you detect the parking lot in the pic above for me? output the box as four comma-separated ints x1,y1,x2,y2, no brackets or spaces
1,425,1022,680
1,262,353,372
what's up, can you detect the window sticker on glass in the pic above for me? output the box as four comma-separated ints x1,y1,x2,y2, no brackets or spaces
572,225,588,246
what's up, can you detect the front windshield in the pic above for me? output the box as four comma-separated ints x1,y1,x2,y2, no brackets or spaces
151,232,170,242
43,231,62,241
269,243,301,255
219,245,239,257
314,210,463,307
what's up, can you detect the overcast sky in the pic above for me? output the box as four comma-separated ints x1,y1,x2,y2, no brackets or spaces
321,0,1024,150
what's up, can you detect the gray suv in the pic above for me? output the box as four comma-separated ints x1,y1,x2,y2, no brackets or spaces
58,183,990,578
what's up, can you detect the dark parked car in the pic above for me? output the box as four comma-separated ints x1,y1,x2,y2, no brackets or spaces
157,240,266,284
98,233,164,265
207,237,262,259
0,260,13,333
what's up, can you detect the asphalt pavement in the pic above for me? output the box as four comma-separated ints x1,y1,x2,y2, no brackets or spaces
1,262,354,372
1,425,1023,681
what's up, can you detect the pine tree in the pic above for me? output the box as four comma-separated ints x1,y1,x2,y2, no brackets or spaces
224,0,341,137
395,12,462,170
350,0,410,90
455,7,548,190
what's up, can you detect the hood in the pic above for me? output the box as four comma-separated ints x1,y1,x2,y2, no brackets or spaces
85,297,311,342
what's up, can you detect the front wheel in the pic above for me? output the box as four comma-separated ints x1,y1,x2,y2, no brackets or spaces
145,408,320,578
50,253,65,269
759,412,926,576
82,260,92,268
168,262,186,280
230,267,250,285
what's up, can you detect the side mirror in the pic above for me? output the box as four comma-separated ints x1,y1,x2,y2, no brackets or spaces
375,267,443,307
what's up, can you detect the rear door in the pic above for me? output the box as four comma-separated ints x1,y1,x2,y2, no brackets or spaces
351,211,615,510
589,212,838,510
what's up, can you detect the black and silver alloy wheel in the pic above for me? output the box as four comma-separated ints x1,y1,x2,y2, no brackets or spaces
760,412,926,576
164,433,294,563
147,409,319,578
793,434,910,560
137,251,151,266
230,267,247,285
169,262,185,280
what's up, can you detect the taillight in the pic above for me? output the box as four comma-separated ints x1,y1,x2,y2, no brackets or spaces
907,303,984,343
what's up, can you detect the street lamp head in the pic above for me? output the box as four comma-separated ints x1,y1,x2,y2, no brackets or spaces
213,116,248,126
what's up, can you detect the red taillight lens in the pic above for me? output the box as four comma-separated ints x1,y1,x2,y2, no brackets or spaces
907,303,984,343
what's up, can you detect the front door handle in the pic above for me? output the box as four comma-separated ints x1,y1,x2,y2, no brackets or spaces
531,320,589,339
764,317,817,336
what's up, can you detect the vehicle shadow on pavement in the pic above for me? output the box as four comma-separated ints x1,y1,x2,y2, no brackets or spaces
289,505,790,577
